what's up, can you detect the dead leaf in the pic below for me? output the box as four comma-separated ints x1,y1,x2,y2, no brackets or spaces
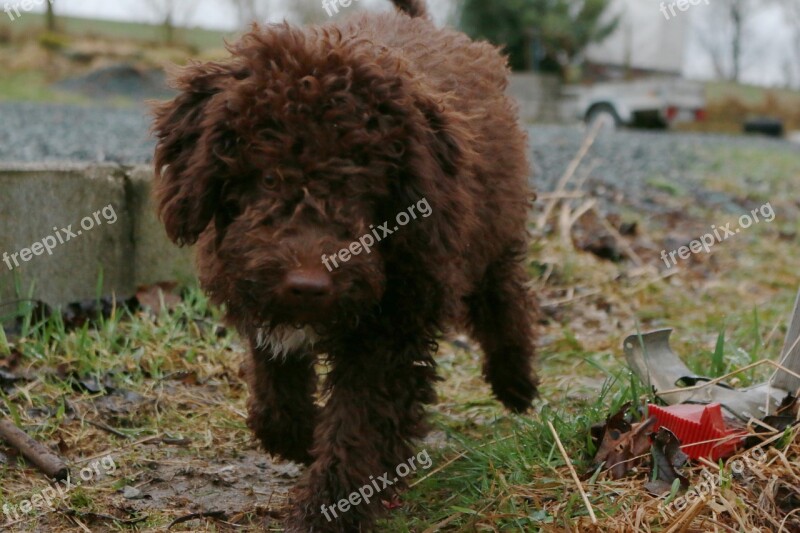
746,394,800,447
93,389,149,416
592,403,656,479
644,478,674,496
650,427,689,488
62,296,140,330
776,394,799,417
135,282,182,315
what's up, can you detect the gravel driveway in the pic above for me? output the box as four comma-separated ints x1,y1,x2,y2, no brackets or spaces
0,102,153,164
1,102,797,215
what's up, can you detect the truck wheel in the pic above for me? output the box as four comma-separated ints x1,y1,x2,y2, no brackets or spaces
586,105,620,131
743,118,784,138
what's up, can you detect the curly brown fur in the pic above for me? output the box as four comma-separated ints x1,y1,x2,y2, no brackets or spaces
151,0,538,530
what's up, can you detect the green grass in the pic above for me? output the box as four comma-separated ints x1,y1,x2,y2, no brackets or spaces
0,70,86,103
382,370,646,531
0,13,232,51
0,13,234,104
705,80,800,108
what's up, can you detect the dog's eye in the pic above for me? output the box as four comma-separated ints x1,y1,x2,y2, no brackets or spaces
264,173,278,189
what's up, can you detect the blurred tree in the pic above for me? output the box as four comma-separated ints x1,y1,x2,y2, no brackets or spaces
287,0,336,24
695,0,765,82
140,0,196,44
459,0,619,74
230,0,274,26
776,0,800,87
228,0,328,27
141,0,177,43
45,0,56,31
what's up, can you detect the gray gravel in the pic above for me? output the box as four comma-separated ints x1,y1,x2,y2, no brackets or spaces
0,103,797,216
529,125,799,213
0,102,154,164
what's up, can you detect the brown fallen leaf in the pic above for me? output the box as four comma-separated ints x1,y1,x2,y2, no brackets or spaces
648,427,689,492
745,393,799,448
592,403,656,479
135,282,182,315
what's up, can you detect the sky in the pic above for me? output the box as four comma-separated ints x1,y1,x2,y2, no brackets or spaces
12,0,799,88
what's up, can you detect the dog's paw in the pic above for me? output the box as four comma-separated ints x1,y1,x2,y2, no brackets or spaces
491,372,539,413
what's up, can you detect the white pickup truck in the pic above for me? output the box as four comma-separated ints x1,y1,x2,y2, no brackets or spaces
565,78,707,130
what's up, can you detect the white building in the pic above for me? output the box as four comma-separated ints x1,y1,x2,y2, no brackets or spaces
583,0,797,87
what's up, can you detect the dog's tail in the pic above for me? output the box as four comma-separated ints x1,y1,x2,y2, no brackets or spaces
391,0,427,18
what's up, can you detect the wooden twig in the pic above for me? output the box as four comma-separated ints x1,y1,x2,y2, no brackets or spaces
559,202,572,247
569,199,598,228
409,449,467,488
410,434,515,489
663,490,708,533
422,511,463,533
168,511,226,529
0,418,69,480
72,434,162,465
541,289,602,307
547,421,598,524
85,419,131,439
572,159,600,193
536,191,587,200
535,121,602,230
558,198,598,248
658,359,800,396
591,206,644,267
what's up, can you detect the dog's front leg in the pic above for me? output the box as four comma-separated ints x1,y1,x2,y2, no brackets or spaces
287,338,438,532
244,346,318,465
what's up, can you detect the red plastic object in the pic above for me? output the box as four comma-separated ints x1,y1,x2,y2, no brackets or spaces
648,403,746,461
695,108,708,121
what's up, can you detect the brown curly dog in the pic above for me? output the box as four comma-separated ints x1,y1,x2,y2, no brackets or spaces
151,0,538,530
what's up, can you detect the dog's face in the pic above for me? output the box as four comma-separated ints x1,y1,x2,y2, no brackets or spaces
152,24,462,332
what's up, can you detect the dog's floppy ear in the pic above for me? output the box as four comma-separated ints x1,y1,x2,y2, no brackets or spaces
413,96,468,178
151,61,245,246
382,93,478,258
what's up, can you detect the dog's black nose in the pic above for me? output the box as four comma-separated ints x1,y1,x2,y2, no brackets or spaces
283,270,333,300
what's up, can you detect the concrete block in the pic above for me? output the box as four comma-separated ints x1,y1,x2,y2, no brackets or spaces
0,164,197,311
0,164,134,307
127,166,196,287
